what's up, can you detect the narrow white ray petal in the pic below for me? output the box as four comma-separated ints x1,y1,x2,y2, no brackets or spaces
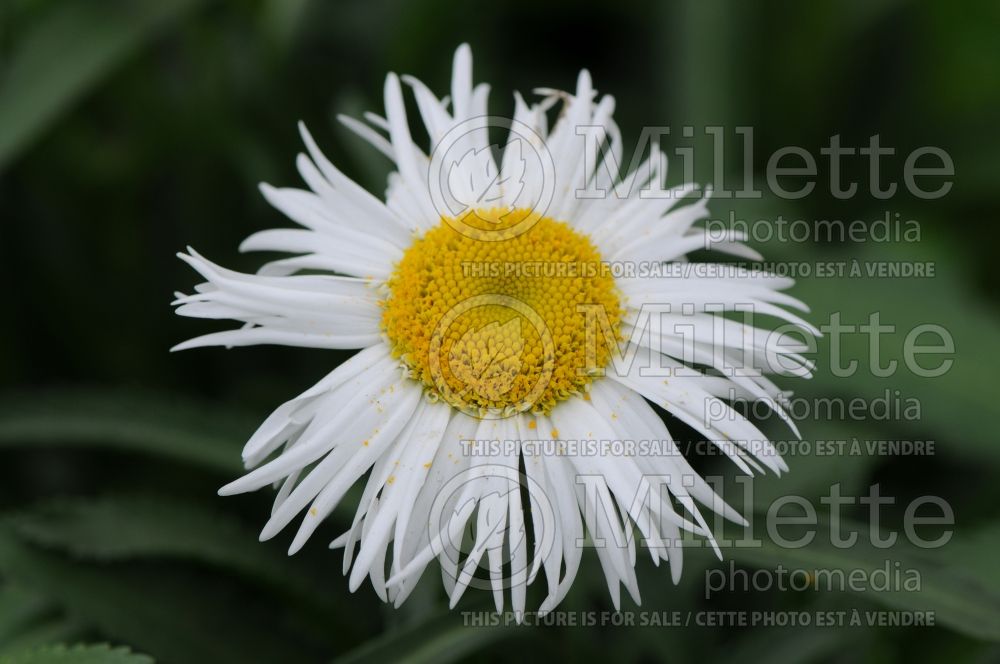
383,411,477,593
297,122,413,242
336,113,394,159
254,378,420,543
450,44,473,121
402,74,452,145
348,399,451,590
283,382,424,551
221,356,401,495
383,72,439,226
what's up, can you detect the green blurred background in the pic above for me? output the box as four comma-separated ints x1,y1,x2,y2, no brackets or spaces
1,0,999,662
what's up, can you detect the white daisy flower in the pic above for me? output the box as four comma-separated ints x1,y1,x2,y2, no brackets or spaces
174,44,815,619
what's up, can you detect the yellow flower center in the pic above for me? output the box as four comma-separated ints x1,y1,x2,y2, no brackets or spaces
381,208,623,417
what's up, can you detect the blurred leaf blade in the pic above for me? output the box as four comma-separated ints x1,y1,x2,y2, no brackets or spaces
333,604,518,664
726,516,1000,642
796,243,1000,463
720,197,1000,466
0,584,51,645
0,389,248,474
0,0,204,170
5,494,326,608
0,527,329,663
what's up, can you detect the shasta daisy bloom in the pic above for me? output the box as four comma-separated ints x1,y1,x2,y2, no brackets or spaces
173,44,816,617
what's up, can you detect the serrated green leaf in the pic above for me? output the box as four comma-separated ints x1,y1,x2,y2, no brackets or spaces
0,0,205,170
6,495,324,607
0,618,89,661
0,583,87,658
0,390,248,474
0,643,152,664
0,529,329,664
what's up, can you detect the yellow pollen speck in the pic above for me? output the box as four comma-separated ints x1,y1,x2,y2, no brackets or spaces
309,508,317,516
423,462,432,469
386,475,395,485
551,428,560,438
527,420,537,430
362,440,369,447
381,208,623,416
